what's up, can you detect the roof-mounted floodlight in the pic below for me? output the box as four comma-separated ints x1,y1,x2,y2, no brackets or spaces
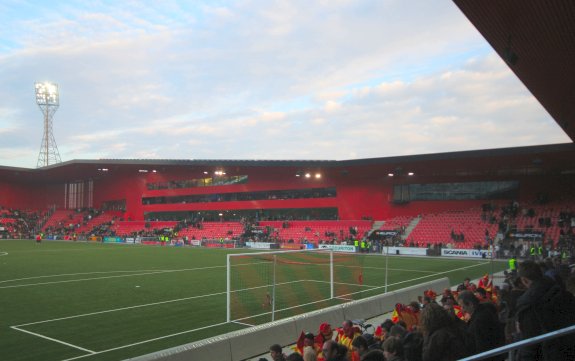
35,82,59,106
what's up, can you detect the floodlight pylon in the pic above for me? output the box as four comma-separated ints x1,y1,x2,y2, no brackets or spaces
35,82,62,168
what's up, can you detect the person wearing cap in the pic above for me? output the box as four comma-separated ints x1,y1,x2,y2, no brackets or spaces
478,274,493,293
315,323,334,361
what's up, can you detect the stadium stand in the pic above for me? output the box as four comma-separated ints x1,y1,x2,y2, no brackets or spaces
258,220,373,244
406,208,499,249
178,221,244,241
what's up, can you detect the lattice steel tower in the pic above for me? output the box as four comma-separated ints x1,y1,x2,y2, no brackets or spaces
35,82,62,168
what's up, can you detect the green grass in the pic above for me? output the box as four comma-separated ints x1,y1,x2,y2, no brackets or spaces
0,240,507,361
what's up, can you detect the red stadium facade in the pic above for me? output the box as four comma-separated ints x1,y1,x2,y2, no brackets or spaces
1,143,573,222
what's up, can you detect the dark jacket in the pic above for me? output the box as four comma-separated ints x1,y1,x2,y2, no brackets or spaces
422,323,469,361
465,302,505,361
516,277,575,361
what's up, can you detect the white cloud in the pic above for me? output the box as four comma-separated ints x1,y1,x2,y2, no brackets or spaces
0,1,569,168
324,100,342,112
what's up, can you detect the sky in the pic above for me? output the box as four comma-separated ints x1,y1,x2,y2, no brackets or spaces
0,0,570,168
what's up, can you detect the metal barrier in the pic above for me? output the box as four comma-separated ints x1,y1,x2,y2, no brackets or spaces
459,324,575,361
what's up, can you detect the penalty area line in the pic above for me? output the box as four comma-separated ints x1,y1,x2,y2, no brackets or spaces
59,321,230,361
232,320,256,327
10,326,96,354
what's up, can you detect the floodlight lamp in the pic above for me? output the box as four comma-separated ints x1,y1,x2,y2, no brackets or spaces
315,173,322,179
388,173,394,177
35,82,59,106
408,172,414,176
305,173,311,178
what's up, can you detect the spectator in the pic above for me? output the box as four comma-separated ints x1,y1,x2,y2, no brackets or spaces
402,331,423,361
315,323,334,360
270,344,287,361
516,260,575,360
335,320,362,355
351,335,369,360
420,303,468,361
303,332,318,361
375,319,394,343
382,336,404,361
457,291,505,361
389,325,407,340
322,340,347,361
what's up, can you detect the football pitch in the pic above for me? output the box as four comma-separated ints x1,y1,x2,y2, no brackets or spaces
0,240,507,361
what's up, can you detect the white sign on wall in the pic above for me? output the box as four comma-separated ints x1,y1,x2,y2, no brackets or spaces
441,248,492,258
318,244,356,253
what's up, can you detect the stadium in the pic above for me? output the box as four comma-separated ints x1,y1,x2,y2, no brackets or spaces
1,1,575,361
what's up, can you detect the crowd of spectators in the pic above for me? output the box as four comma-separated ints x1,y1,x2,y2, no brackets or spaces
0,206,43,239
259,258,575,361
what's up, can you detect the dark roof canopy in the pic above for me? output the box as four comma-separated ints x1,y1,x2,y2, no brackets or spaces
1,143,574,183
454,0,575,141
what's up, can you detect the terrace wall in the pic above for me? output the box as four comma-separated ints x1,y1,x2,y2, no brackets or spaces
131,277,450,361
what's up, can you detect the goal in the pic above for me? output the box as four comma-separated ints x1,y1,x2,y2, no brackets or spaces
226,249,364,326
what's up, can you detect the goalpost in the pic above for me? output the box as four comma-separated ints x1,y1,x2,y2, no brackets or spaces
226,249,364,326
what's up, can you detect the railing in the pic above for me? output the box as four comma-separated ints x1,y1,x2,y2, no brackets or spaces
460,324,575,360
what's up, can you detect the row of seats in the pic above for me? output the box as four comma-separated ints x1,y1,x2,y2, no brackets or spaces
405,202,574,248
36,200,574,246
259,220,373,242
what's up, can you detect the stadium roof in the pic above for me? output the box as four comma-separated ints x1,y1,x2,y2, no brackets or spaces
454,0,575,141
1,143,574,183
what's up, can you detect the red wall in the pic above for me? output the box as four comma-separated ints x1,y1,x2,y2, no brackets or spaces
0,181,63,210
3,165,574,221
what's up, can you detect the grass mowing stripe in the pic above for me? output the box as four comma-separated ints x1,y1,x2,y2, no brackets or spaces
13,278,311,328
339,261,489,299
0,269,203,284
361,266,436,273
0,265,227,288
13,290,227,327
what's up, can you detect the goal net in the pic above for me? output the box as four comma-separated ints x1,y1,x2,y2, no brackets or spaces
227,249,364,326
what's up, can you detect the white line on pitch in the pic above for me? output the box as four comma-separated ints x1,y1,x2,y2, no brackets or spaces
13,290,227,327
11,326,96,354
0,269,186,284
13,277,304,328
232,320,256,327
0,265,226,289
307,279,377,288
